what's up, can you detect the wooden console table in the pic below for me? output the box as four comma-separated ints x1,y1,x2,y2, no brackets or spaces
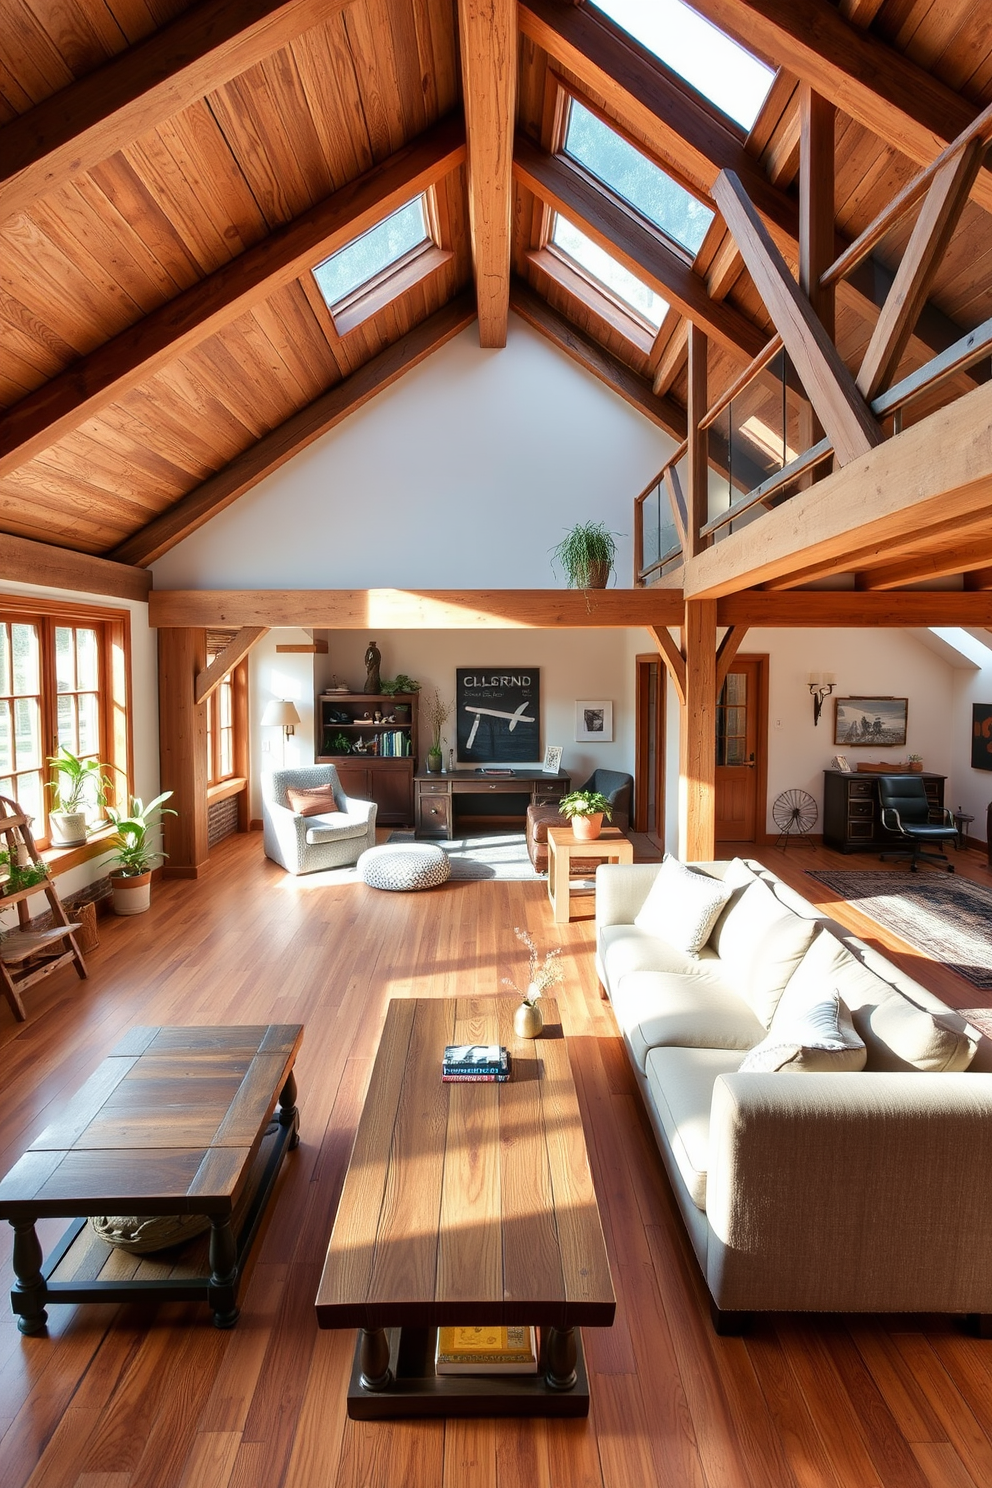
415,768,570,839
0,1024,302,1333
315,997,615,1418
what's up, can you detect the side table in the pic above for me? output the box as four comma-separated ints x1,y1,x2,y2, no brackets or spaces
547,826,633,923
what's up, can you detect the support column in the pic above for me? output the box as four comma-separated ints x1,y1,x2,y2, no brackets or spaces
678,599,717,862
158,627,209,877
799,85,836,480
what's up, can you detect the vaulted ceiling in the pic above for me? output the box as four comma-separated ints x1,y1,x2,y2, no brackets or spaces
1,0,991,577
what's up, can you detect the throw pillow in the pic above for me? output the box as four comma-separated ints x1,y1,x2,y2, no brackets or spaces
633,856,733,958
860,996,978,1073
739,986,866,1073
709,877,818,1025
287,784,343,818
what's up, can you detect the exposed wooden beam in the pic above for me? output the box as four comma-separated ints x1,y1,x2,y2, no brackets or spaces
713,170,882,466
856,141,985,401
652,321,689,396
716,625,749,692
689,0,981,186
716,592,992,626
109,293,478,567
514,138,766,360
648,624,686,706
0,0,351,226
195,627,269,705
150,588,688,629
0,117,466,479
854,535,992,591
684,377,992,599
509,281,687,441
680,599,717,861
0,532,151,602
838,0,885,26
458,0,516,347
760,508,992,590
964,567,992,592
797,86,835,483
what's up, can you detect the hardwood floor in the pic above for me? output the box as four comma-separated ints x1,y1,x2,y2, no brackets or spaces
2,831,992,1488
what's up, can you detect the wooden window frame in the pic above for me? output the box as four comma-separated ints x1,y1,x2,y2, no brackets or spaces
0,595,132,851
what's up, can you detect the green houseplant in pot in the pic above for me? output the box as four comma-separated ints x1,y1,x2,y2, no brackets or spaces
558,788,613,842
46,746,113,846
105,792,176,915
423,689,452,773
551,521,621,589
381,673,420,721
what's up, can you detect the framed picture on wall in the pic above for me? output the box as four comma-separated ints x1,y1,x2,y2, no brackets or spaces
834,697,908,747
972,704,992,771
542,745,563,774
456,668,540,762
575,701,613,742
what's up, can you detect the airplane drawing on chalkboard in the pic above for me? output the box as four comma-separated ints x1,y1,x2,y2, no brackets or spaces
464,702,535,751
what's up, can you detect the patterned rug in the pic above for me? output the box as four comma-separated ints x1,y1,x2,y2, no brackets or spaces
389,831,539,881
806,870,992,989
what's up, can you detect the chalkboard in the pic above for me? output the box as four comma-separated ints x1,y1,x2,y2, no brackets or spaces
456,668,540,763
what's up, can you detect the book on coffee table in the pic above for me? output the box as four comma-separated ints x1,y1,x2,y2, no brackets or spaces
435,1325,538,1375
442,1044,511,1081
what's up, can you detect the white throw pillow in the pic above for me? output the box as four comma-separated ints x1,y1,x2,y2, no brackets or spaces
739,980,866,1074
633,857,733,958
860,996,979,1072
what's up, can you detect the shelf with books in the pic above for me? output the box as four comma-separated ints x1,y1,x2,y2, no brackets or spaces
315,692,419,825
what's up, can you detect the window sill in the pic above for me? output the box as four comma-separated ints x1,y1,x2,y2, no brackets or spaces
39,824,117,878
526,246,658,355
207,777,247,804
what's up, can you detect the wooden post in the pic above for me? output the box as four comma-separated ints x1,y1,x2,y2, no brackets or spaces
799,86,835,482
158,627,209,877
678,599,717,862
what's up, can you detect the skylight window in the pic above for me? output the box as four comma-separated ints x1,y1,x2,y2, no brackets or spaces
312,196,432,323
563,100,714,256
550,215,668,330
589,0,774,131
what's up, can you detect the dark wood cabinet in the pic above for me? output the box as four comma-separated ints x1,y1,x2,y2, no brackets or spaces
822,770,946,853
317,692,418,825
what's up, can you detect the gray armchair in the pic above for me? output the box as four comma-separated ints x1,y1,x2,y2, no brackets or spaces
262,765,376,875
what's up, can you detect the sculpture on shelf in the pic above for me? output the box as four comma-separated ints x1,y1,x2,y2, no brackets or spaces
364,640,381,694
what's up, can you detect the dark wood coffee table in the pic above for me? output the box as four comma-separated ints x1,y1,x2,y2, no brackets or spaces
0,1024,302,1333
315,997,615,1418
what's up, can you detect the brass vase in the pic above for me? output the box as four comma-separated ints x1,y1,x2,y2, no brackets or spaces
514,1001,544,1039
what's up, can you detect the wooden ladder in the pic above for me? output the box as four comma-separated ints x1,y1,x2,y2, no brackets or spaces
0,794,87,1021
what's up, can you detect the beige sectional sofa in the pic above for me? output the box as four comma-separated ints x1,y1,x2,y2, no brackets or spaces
595,856,992,1332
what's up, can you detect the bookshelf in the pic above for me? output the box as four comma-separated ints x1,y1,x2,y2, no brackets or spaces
315,692,419,826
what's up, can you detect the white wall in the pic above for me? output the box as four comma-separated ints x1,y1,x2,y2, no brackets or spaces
248,628,318,822
149,316,674,591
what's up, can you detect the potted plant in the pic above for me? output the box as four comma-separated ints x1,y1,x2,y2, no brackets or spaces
551,521,621,589
502,926,563,1038
46,747,113,846
907,753,923,772
381,674,420,721
104,792,176,915
423,689,452,773
558,788,613,841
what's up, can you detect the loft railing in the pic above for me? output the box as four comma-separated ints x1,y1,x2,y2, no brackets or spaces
635,94,992,584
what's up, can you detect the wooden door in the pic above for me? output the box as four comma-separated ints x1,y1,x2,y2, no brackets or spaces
715,656,767,844
634,655,665,838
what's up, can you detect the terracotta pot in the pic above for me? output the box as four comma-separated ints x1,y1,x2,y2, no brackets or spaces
514,1001,544,1038
110,869,152,916
908,761,923,772
569,812,604,841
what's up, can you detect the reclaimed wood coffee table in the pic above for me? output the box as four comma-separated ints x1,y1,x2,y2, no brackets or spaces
315,996,615,1418
0,1024,302,1334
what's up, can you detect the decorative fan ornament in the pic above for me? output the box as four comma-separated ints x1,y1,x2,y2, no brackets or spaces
772,789,818,849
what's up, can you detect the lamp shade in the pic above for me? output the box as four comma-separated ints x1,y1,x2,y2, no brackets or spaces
261,699,301,728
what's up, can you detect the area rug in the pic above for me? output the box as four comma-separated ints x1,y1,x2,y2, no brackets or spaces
389,831,539,881
806,870,992,989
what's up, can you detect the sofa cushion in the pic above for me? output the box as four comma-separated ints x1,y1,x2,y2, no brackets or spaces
739,985,866,1073
287,783,342,817
611,966,766,1072
860,996,978,1073
644,1046,742,1209
305,813,375,845
709,877,816,1025
633,856,733,957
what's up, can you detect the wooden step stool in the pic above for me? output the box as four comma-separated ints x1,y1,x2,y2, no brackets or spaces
0,794,87,1021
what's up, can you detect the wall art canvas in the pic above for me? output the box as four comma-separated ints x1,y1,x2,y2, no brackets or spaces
834,697,908,747
455,668,540,763
575,701,613,742
972,703,992,771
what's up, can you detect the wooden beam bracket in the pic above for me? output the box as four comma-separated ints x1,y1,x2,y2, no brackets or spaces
195,628,269,704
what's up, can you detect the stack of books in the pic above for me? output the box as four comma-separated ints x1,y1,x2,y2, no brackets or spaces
441,1044,511,1082
435,1325,538,1375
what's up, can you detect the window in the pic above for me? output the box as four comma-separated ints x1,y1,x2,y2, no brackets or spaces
312,193,450,334
206,670,235,787
563,100,713,257
588,0,774,132
0,599,130,847
549,214,668,331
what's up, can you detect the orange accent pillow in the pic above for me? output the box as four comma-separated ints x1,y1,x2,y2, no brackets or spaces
287,784,343,818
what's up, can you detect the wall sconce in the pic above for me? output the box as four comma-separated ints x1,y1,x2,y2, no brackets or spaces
807,673,836,726
261,699,301,739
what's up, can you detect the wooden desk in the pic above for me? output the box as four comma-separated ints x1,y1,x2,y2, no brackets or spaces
0,1024,302,1333
547,826,634,923
415,768,570,839
315,997,615,1418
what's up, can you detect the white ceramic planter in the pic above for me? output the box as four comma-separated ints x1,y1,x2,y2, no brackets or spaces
50,811,88,846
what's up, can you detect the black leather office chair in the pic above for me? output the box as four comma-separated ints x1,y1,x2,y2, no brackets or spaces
876,774,957,873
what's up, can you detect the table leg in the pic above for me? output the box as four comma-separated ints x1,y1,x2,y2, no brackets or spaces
278,1068,300,1150
545,1326,577,1389
549,843,569,923
359,1327,392,1390
10,1218,48,1335
208,1217,240,1329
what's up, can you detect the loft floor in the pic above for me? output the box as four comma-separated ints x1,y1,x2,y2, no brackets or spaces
1,832,991,1488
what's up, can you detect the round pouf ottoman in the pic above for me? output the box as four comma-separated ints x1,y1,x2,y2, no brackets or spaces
357,842,451,891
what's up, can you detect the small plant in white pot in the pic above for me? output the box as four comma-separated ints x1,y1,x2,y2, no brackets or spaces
558,788,613,841
46,747,112,846
105,792,176,915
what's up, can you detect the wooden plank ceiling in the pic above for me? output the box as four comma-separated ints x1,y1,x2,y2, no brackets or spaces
0,0,991,588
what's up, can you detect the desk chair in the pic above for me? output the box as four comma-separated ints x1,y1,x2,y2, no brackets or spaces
877,774,957,873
